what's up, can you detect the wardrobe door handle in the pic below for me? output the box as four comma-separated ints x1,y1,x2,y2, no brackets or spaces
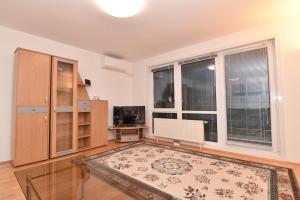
45,97,48,103
44,115,48,122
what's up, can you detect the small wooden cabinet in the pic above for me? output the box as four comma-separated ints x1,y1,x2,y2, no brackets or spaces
91,101,108,147
77,100,108,150
13,48,108,166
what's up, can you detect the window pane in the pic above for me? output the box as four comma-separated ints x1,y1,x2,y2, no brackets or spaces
182,113,217,142
153,68,175,108
181,59,216,111
152,112,177,133
225,48,272,146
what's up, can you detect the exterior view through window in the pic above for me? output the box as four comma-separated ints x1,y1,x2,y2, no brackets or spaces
225,47,272,146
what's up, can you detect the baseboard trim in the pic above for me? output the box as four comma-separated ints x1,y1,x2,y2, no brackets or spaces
145,138,300,166
0,160,12,168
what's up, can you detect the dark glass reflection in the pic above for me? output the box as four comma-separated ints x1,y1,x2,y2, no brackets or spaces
181,59,216,111
153,69,175,108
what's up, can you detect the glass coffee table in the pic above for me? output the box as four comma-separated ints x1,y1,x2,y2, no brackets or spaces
15,156,172,200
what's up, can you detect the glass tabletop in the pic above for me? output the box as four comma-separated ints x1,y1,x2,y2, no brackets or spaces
15,156,172,200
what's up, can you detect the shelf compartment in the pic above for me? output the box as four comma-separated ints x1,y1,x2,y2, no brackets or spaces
78,125,91,138
56,112,73,153
57,90,73,106
78,112,91,124
78,134,91,139
78,137,90,150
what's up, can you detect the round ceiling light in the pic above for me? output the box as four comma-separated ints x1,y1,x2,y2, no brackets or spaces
95,0,146,18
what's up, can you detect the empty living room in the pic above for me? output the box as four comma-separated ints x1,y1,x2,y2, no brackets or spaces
0,0,300,199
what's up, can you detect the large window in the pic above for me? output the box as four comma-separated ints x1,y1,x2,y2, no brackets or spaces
151,40,277,150
153,66,175,108
225,47,272,146
181,58,217,142
181,58,216,111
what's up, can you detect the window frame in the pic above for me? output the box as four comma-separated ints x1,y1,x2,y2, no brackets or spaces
152,66,175,109
149,39,279,153
218,40,279,152
180,58,219,143
181,58,217,112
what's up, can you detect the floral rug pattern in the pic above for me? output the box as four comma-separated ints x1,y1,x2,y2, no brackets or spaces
89,142,299,200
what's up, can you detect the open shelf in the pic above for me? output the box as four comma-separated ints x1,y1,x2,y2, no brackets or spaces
78,125,90,137
78,123,91,126
78,134,91,139
78,137,90,151
78,112,91,123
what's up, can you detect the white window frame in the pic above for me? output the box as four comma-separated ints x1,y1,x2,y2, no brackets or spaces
150,63,178,113
149,39,280,153
218,40,279,152
180,58,219,144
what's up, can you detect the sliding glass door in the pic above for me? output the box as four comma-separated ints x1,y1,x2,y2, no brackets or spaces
225,47,272,146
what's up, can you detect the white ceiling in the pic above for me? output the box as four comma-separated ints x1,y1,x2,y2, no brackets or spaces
0,0,289,61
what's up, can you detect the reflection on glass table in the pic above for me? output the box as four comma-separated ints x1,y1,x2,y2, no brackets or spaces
15,156,171,200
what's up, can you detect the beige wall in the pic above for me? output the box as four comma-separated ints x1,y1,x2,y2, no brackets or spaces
0,26,133,162
133,18,300,163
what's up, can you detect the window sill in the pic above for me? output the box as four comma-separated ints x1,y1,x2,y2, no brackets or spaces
225,141,273,152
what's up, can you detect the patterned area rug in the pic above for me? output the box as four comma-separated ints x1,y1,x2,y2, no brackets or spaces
86,142,300,200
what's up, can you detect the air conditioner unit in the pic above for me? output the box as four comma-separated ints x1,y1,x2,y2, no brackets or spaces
102,56,133,75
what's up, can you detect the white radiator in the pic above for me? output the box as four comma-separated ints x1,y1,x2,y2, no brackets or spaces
154,118,205,144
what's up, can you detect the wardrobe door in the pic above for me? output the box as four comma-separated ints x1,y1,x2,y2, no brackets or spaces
13,49,51,166
51,57,78,158
14,112,49,166
15,49,51,106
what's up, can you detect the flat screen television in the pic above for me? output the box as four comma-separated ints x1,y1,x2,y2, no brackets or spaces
113,106,145,126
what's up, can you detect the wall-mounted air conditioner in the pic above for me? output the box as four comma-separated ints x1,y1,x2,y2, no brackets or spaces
102,56,133,75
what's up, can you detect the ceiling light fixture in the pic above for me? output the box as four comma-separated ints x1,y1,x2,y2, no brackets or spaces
95,0,146,18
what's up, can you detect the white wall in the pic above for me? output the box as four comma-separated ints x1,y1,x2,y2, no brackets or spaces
1,4,300,164
0,26,133,162
133,18,300,163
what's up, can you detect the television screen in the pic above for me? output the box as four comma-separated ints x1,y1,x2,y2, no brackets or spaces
113,106,145,126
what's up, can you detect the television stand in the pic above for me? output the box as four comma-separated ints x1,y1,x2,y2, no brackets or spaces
109,125,147,143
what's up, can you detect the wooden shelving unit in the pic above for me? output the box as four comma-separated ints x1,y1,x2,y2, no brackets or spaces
13,48,109,166
77,76,92,151
78,113,91,149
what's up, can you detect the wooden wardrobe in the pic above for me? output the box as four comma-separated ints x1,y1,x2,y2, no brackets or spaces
13,48,108,166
